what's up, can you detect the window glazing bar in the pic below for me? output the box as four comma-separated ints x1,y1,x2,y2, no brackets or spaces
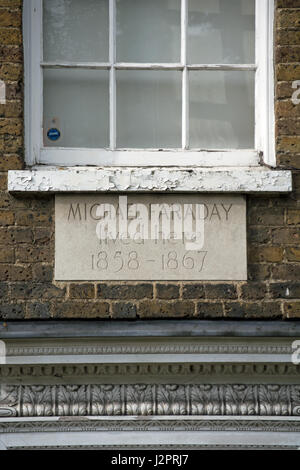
41,62,111,69
187,64,257,71
181,0,188,150
109,0,116,150
40,63,256,71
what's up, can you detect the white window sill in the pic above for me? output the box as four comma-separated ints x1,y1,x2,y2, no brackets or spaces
7,167,292,193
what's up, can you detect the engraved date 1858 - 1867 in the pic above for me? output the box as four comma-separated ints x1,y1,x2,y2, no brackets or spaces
91,250,208,273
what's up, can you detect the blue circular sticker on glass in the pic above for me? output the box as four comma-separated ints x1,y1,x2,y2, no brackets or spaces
47,128,61,141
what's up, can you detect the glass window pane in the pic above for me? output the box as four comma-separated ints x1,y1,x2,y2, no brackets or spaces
44,69,109,148
189,70,254,149
43,0,109,62
188,0,255,64
117,70,181,148
116,0,181,62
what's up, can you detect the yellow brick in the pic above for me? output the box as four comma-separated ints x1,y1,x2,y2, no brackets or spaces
285,302,300,318
286,247,300,261
0,63,22,81
277,9,300,30
277,136,300,153
4,134,23,152
0,9,21,28
0,118,22,136
277,64,300,81
0,27,22,45
287,210,300,225
276,101,300,119
0,210,14,225
249,246,284,263
0,154,23,171
0,1,21,6
0,101,22,118
0,173,7,190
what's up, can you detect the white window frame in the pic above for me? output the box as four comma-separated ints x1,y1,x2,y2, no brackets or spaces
23,0,275,168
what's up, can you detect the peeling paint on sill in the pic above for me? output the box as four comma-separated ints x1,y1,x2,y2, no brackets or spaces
7,167,293,194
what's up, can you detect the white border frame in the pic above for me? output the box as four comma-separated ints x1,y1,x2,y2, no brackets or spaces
23,0,276,168
255,0,276,167
23,0,42,166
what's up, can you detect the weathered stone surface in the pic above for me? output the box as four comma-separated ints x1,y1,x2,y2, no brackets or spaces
55,195,247,281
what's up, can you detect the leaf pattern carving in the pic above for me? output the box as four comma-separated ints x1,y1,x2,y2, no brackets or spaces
0,384,18,417
125,385,153,415
258,385,290,416
190,385,221,415
57,385,87,416
157,385,187,415
91,385,121,416
0,383,299,418
290,385,300,415
224,385,256,416
22,386,53,417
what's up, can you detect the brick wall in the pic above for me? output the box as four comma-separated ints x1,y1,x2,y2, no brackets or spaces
0,0,300,321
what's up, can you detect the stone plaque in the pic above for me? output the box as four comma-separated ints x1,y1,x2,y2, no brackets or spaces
55,194,247,281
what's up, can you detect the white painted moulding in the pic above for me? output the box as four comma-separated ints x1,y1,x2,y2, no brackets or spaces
8,167,292,193
2,335,296,365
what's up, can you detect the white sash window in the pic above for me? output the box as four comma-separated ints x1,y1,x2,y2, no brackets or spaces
24,0,276,168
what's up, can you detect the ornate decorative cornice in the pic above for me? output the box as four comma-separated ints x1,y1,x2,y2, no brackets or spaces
1,418,300,434
1,384,300,418
1,333,299,449
1,363,299,379
6,343,293,356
